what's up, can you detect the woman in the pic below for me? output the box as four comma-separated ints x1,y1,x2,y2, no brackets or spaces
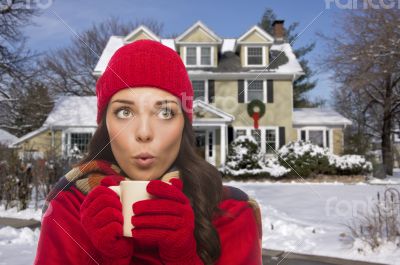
34,39,263,265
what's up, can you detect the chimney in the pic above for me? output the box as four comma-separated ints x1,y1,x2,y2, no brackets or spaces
272,20,285,43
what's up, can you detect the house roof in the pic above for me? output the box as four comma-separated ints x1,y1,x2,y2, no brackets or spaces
9,126,48,147
193,100,235,122
43,96,97,127
93,38,302,75
293,108,352,126
0,129,19,146
94,36,125,74
93,23,303,76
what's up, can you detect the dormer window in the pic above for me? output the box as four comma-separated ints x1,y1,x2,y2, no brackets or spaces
185,46,213,66
201,47,211,65
246,46,265,66
186,47,197,65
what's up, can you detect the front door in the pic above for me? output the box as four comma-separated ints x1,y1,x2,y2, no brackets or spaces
194,130,206,159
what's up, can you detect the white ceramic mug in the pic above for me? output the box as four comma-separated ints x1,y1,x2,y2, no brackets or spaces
108,180,152,237
108,170,180,237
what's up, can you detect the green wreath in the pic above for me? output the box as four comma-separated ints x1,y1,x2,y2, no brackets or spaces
247,99,265,118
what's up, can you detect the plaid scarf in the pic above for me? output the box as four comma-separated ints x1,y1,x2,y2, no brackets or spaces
41,159,263,245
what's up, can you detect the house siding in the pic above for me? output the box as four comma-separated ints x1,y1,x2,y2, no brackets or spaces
18,129,63,158
213,79,293,145
333,128,344,155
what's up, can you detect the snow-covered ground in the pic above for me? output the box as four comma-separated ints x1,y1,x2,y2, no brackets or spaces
1,182,399,264
231,181,400,265
0,227,40,265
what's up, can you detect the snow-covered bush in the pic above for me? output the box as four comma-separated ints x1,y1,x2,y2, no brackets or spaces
277,140,334,177
329,155,373,175
220,139,372,180
277,140,372,177
219,135,289,180
225,135,263,171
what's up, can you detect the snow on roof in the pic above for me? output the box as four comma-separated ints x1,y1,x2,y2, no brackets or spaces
293,108,352,126
93,35,302,75
0,129,18,145
270,43,303,74
93,37,178,74
43,96,97,127
221,39,236,53
9,127,48,147
160,39,176,51
94,36,124,74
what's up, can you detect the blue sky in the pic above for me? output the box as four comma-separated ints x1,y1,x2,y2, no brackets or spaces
22,0,345,105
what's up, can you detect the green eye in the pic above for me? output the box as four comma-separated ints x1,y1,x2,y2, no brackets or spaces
158,108,175,119
115,108,133,119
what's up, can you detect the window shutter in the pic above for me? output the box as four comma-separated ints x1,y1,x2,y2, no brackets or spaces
301,130,306,141
326,130,330,148
279,127,285,148
228,126,234,144
267,80,274,103
238,80,244,103
208,80,215,103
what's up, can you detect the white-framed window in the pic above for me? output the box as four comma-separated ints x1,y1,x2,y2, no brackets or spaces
201,47,211,65
62,128,96,157
191,80,209,103
265,129,276,154
298,127,332,151
251,129,262,146
233,126,279,154
235,129,247,137
185,46,213,67
244,79,266,103
245,46,266,67
186,47,197,65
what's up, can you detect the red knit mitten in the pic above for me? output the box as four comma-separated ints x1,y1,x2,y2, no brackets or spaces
131,178,203,265
80,175,134,259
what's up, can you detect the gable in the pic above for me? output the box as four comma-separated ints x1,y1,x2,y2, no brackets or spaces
176,21,222,44
181,26,218,42
124,25,160,43
241,30,270,43
237,25,274,44
125,31,155,42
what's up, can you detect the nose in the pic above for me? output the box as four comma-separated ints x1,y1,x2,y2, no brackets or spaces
135,115,153,142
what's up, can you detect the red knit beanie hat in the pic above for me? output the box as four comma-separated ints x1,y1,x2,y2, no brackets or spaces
95,39,194,124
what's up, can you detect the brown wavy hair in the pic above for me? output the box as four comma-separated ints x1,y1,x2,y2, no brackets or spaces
76,108,226,264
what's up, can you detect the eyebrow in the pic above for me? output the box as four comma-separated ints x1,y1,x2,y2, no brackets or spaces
111,99,178,106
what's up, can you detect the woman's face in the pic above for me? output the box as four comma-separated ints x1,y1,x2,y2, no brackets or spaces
106,87,185,180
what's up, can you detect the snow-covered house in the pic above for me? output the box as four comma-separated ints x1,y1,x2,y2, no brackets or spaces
11,20,352,166
10,96,97,160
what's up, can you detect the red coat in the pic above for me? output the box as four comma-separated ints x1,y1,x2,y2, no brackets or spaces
34,160,263,265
